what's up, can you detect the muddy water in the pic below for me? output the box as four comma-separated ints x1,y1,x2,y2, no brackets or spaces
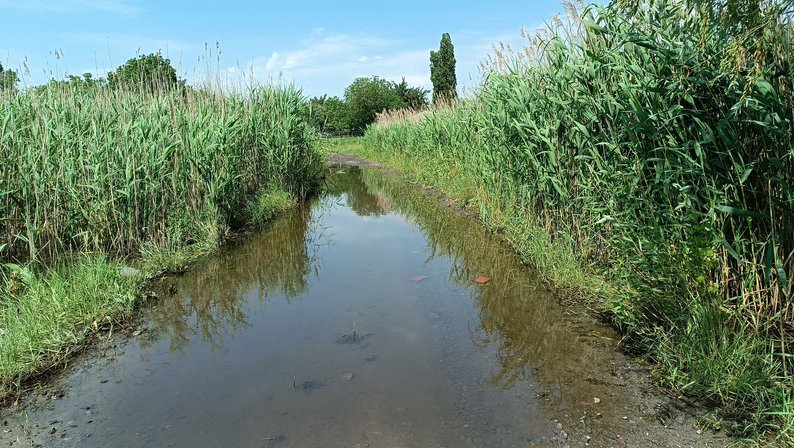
1,167,726,448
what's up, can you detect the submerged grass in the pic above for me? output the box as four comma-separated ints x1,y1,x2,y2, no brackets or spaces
341,0,793,443
0,82,322,397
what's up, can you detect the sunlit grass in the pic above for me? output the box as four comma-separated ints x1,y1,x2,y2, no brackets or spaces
0,257,137,394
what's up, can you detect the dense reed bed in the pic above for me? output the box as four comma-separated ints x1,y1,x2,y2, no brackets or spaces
356,0,793,442
0,83,322,394
1,84,321,261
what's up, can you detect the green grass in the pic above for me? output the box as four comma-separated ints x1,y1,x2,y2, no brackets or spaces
0,82,322,398
319,135,366,155
0,256,137,391
335,0,793,443
247,189,296,225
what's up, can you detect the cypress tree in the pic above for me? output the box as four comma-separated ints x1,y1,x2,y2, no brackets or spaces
430,33,457,102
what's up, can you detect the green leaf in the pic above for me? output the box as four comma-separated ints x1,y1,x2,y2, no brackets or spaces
776,262,789,290
754,78,775,97
719,239,741,261
714,205,763,218
581,18,604,33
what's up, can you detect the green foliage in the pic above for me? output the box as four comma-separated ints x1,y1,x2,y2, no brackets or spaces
107,52,184,92
0,84,322,262
392,77,429,110
309,95,350,133
246,189,295,224
361,0,793,442
311,77,428,134
33,73,107,95
430,33,457,102
66,72,105,89
0,63,19,93
0,256,137,392
344,76,406,131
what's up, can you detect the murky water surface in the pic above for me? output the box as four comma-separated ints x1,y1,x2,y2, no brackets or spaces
2,168,722,448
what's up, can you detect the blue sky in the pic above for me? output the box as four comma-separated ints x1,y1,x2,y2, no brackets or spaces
0,0,564,97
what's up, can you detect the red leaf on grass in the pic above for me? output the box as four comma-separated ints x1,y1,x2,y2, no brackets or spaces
475,277,491,284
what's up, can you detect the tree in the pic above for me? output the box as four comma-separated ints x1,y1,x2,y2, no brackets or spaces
392,77,430,110
344,76,405,131
0,63,19,93
107,52,183,93
70,72,105,89
32,73,108,95
309,95,350,133
430,33,457,102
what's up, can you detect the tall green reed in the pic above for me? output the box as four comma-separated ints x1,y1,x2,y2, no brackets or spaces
363,0,792,440
0,82,322,263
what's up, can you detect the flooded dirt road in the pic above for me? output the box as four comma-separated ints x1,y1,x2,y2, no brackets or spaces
0,166,728,447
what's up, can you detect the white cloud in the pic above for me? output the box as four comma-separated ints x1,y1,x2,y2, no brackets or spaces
232,32,427,96
224,27,532,97
0,0,143,16
264,52,281,71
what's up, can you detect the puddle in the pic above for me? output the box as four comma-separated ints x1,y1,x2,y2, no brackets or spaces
0,167,727,447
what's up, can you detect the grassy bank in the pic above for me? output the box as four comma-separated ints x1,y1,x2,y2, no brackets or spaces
0,83,322,397
340,0,793,443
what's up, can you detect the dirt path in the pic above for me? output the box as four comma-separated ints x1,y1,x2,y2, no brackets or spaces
0,155,733,448
325,154,732,448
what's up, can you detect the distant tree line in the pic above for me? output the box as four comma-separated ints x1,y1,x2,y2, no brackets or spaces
311,32,458,134
309,76,429,134
0,52,185,96
0,62,19,92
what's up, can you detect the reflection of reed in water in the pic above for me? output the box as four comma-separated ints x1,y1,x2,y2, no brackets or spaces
324,168,389,216
144,204,321,352
354,167,614,400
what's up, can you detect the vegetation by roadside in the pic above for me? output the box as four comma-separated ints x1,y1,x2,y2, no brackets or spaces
0,73,321,400
330,0,793,444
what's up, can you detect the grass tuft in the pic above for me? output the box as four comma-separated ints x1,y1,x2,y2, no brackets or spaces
0,256,136,394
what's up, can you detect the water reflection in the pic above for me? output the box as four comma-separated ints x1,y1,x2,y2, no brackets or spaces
6,166,715,448
145,166,615,407
349,168,617,404
145,204,321,352
325,167,391,216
